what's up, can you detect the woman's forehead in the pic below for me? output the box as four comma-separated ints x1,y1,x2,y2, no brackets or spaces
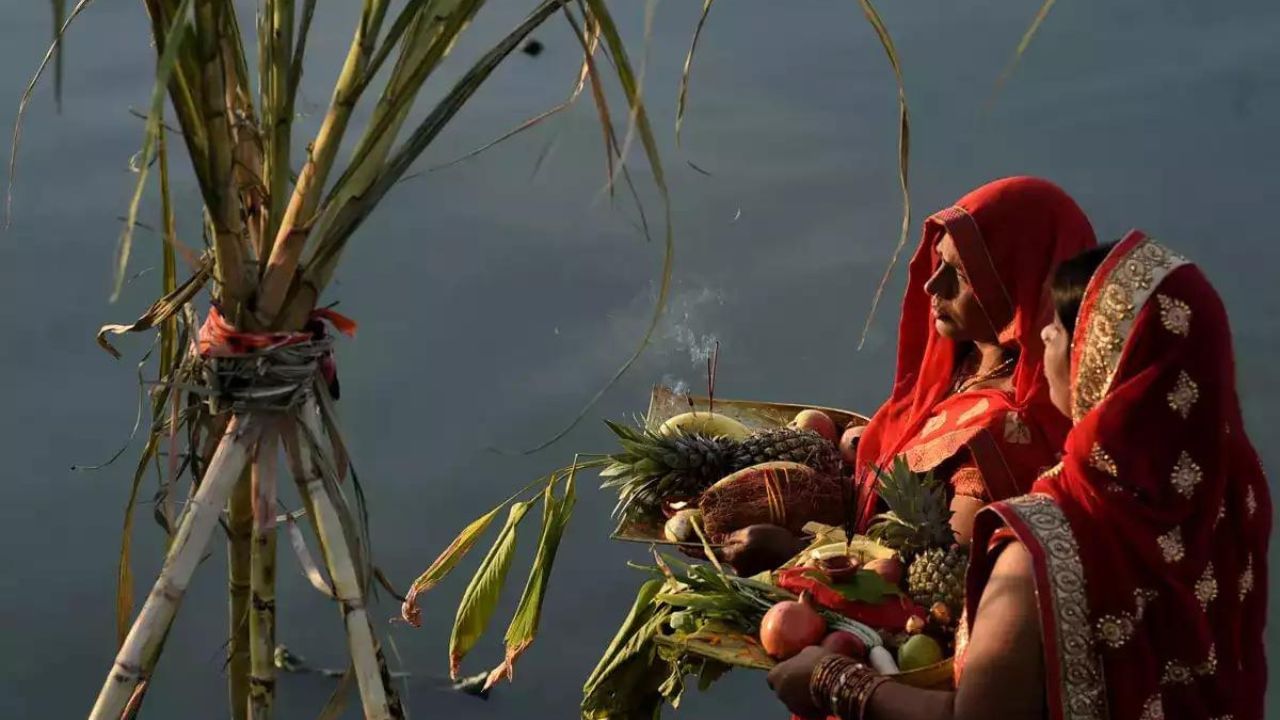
935,232,959,258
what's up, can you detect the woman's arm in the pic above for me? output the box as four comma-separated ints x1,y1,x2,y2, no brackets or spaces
948,461,988,546
864,541,1044,720
769,542,1044,720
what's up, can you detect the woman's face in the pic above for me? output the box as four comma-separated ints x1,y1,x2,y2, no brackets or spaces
1041,312,1072,417
924,233,995,342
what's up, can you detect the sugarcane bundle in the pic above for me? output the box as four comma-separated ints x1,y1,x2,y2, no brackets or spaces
15,2,678,718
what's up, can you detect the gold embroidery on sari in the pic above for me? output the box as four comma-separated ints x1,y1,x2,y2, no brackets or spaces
1003,412,1031,444
1246,485,1257,517
1239,554,1254,600
1073,239,1188,421
1157,294,1192,336
1171,451,1203,498
1161,644,1217,686
1157,527,1184,563
1139,694,1164,720
1095,588,1157,649
1215,502,1226,528
1004,494,1105,720
1195,563,1218,608
920,411,948,439
1167,371,1199,419
1088,443,1118,477
959,398,990,425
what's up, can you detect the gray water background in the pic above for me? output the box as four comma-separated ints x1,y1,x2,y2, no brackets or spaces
1,1,1277,717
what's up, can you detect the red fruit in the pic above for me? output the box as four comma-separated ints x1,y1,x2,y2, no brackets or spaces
820,630,869,660
759,598,827,660
838,425,864,466
790,410,838,444
864,557,905,586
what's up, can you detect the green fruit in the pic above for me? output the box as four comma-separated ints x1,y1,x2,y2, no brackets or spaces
897,634,943,672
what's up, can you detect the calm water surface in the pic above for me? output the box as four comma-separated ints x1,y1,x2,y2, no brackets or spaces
1,1,1277,717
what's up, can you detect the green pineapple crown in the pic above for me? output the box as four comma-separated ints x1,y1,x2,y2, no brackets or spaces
599,419,736,518
866,456,954,560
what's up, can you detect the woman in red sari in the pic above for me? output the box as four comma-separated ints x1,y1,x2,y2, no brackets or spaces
849,175,1096,540
724,177,1096,573
767,232,1271,719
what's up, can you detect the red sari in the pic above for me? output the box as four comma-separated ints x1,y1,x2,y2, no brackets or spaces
967,232,1271,719
854,177,1097,529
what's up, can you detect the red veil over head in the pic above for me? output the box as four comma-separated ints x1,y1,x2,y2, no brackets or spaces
854,177,1097,527
970,232,1271,719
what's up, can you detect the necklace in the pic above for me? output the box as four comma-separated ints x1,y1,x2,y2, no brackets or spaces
952,355,1016,395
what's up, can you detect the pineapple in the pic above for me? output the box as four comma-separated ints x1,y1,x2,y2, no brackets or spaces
866,457,966,613
600,421,737,519
731,427,841,476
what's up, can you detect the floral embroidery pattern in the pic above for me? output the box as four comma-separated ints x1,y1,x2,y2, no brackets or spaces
1073,239,1188,420
1157,293,1192,336
1171,451,1203,498
959,399,990,425
1195,563,1218,608
1167,371,1199,419
920,411,947,439
1157,527,1184,563
1139,694,1164,720
1095,588,1158,649
1161,644,1217,686
1246,485,1257,518
1088,443,1118,477
1239,554,1254,601
1003,412,1031,444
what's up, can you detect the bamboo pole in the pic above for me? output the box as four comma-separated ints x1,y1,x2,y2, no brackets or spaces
286,397,401,720
248,425,280,720
90,415,262,720
227,466,253,720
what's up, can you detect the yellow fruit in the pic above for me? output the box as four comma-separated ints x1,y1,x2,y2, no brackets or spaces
897,634,943,671
789,409,838,443
658,412,751,440
663,509,702,543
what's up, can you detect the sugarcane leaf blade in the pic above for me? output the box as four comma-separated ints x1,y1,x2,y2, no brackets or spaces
854,0,911,350
113,0,197,302
675,0,716,145
401,505,503,627
449,500,534,678
485,468,577,689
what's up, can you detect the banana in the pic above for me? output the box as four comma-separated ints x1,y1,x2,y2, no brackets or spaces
658,411,751,440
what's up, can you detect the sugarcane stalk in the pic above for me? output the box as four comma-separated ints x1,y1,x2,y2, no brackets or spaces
257,0,391,328
262,0,294,254
90,415,262,720
249,424,280,720
195,0,253,319
228,465,253,720
286,397,401,720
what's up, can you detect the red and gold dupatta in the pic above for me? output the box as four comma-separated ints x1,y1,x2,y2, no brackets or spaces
854,177,1097,528
968,231,1271,719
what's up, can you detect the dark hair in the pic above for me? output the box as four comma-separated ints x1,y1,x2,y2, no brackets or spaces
1052,241,1119,336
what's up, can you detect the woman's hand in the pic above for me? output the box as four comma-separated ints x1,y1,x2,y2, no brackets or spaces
720,524,807,576
767,645,831,717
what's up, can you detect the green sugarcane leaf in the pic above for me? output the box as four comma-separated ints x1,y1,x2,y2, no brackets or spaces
449,500,534,678
484,467,577,689
401,506,503,628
